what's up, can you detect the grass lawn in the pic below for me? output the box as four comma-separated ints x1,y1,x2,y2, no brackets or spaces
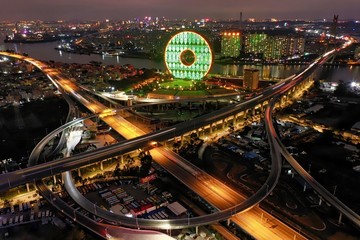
159,79,199,89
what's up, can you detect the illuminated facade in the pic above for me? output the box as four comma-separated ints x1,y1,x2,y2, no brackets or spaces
243,68,259,90
164,31,213,80
244,33,267,58
221,32,241,58
244,33,305,60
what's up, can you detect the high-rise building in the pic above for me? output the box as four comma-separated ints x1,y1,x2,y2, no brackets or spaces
244,33,267,58
243,68,259,90
221,31,241,58
265,36,305,60
244,32,305,61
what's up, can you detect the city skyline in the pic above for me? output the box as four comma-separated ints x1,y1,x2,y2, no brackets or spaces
0,1,360,239
0,0,360,21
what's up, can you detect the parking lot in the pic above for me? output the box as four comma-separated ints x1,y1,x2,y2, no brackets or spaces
76,178,188,220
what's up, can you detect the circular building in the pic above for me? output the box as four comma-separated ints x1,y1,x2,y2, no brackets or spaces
164,31,213,80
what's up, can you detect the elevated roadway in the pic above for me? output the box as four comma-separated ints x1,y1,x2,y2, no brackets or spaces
263,40,360,228
0,45,350,237
0,51,297,237
264,94,360,228
27,89,173,240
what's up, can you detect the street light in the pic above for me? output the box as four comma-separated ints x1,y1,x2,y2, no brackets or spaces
333,185,338,196
136,215,139,229
186,211,190,226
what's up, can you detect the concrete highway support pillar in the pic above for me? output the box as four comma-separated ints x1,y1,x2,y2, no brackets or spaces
53,175,57,185
338,213,343,224
100,161,103,171
281,96,286,108
120,155,124,164
227,219,231,226
77,168,81,177
196,226,199,234
26,183,30,192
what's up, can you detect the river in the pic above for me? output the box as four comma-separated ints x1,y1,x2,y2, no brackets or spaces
1,38,359,82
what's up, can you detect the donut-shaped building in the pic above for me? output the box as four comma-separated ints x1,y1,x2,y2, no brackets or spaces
164,31,213,80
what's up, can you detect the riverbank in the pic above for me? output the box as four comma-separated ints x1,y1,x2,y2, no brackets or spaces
1,36,359,82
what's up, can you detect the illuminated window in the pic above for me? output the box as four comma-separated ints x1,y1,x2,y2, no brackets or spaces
165,31,213,80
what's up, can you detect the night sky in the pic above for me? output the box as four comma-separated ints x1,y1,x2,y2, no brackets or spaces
0,0,359,21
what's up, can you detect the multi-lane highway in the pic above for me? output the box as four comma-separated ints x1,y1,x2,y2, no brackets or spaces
23,101,297,239
264,94,360,228
27,88,174,240
0,51,300,238
261,39,360,228
0,40,353,238
36,179,174,240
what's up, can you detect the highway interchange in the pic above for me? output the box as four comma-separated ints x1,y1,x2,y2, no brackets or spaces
0,38,358,239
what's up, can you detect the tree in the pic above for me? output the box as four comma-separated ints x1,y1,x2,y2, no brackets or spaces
228,122,235,132
113,163,122,179
113,167,122,179
74,175,83,184
139,152,153,177
190,132,198,140
126,155,135,165
81,178,88,186
3,199,10,207
173,141,181,152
